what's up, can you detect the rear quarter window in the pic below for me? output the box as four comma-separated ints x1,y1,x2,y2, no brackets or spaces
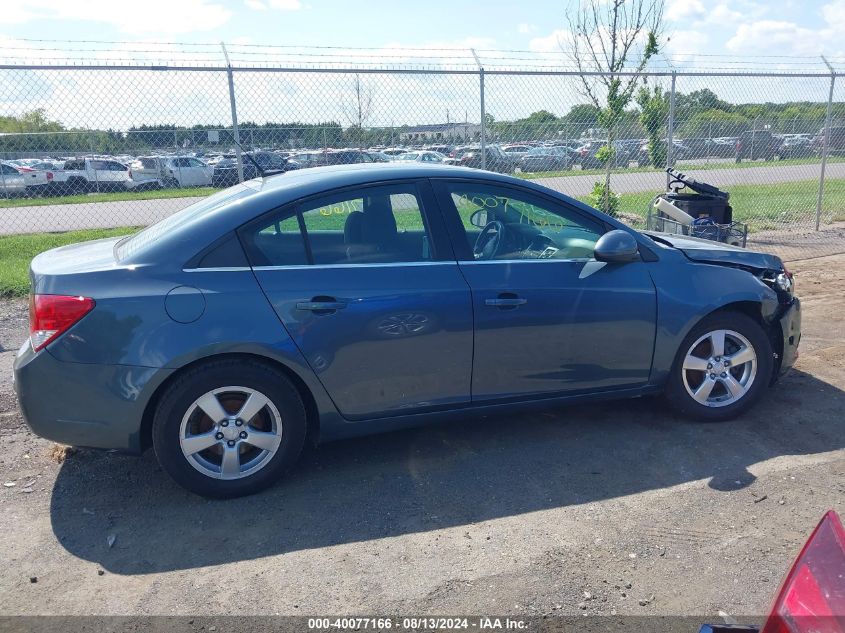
114,185,257,262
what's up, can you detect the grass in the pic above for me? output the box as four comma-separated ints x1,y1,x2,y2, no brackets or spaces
0,227,137,297
516,155,845,180
1,178,843,298
0,187,215,209
600,178,845,231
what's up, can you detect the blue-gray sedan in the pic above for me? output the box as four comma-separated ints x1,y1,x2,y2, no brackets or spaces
13,164,801,497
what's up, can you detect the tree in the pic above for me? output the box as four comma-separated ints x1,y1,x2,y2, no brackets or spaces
636,83,669,167
567,0,664,214
340,74,375,149
678,109,750,138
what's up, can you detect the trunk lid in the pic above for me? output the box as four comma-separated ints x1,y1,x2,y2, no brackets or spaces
30,237,124,280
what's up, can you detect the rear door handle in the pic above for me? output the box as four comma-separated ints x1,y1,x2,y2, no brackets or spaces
296,298,347,312
485,294,527,308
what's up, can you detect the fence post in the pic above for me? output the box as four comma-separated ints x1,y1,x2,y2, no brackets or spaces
221,42,244,183
816,57,836,231
471,48,486,170
665,70,677,186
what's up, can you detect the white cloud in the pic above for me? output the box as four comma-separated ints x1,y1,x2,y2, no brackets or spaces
244,0,267,9
664,28,710,63
0,0,232,34
726,20,831,56
822,0,845,30
528,29,569,52
666,0,705,22
517,23,537,34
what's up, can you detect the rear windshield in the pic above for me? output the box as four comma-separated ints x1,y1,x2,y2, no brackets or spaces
114,184,257,261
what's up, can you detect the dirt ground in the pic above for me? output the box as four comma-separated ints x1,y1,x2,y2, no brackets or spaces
0,256,843,620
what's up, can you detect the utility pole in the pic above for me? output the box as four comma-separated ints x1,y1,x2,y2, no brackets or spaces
221,42,244,183
816,56,836,231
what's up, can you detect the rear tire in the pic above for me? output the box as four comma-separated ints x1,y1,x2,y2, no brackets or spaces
664,312,773,422
152,358,307,498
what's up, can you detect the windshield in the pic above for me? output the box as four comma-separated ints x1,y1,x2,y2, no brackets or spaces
114,184,256,261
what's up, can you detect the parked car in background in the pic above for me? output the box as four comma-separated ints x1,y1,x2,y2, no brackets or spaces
394,150,446,163
423,144,454,155
212,151,297,187
448,145,516,173
812,126,845,156
711,137,739,157
0,161,53,196
682,138,716,160
130,156,213,188
365,151,391,163
57,158,134,193
13,163,801,498
381,148,409,158
289,151,327,169
576,140,634,169
634,140,688,167
517,146,574,172
501,144,533,161
735,130,780,162
777,134,814,159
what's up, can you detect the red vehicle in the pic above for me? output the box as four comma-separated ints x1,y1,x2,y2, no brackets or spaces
700,510,844,633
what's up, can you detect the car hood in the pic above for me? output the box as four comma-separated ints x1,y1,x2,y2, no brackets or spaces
642,231,783,270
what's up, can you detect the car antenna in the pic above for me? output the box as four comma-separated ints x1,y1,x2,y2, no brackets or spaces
231,141,286,179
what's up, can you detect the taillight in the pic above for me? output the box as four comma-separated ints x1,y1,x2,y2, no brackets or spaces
46,171,53,181
761,510,845,633
29,294,95,352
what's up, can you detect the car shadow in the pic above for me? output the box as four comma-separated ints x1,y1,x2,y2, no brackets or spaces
49,368,844,574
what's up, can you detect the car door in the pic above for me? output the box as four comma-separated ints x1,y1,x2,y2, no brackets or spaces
189,158,213,185
432,179,657,402
0,163,24,192
238,180,474,420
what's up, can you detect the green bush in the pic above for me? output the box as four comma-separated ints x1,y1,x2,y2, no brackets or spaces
587,181,620,217
595,144,615,165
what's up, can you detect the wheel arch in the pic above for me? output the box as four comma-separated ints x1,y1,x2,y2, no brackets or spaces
687,300,784,381
702,300,783,382
139,352,321,453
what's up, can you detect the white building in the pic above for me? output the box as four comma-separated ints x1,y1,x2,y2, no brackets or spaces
399,122,482,142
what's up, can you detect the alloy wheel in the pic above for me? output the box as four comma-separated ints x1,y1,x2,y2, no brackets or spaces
681,329,758,408
179,386,283,480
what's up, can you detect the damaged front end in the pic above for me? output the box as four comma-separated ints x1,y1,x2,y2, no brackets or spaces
644,230,801,378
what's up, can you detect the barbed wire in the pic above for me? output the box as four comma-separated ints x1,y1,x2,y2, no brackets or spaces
0,39,842,74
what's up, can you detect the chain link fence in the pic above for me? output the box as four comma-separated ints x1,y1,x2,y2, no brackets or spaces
1,43,844,260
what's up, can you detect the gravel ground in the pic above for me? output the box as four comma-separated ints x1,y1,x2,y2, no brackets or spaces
0,256,843,619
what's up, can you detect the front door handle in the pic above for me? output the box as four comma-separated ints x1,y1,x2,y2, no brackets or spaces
296,297,347,313
485,294,527,308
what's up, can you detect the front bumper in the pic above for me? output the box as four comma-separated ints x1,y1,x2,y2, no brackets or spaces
13,340,172,453
777,296,801,376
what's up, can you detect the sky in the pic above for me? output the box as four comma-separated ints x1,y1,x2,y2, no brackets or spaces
1,0,844,61
1,1,843,132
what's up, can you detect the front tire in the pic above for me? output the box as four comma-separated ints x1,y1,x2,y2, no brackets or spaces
664,312,773,422
152,359,307,498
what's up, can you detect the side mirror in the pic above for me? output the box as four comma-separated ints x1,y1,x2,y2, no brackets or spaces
594,230,640,263
470,209,490,228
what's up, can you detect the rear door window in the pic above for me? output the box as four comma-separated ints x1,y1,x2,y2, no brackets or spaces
239,183,442,267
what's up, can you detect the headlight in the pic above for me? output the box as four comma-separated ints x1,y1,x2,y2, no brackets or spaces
763,268,794,300
775,272,793,293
